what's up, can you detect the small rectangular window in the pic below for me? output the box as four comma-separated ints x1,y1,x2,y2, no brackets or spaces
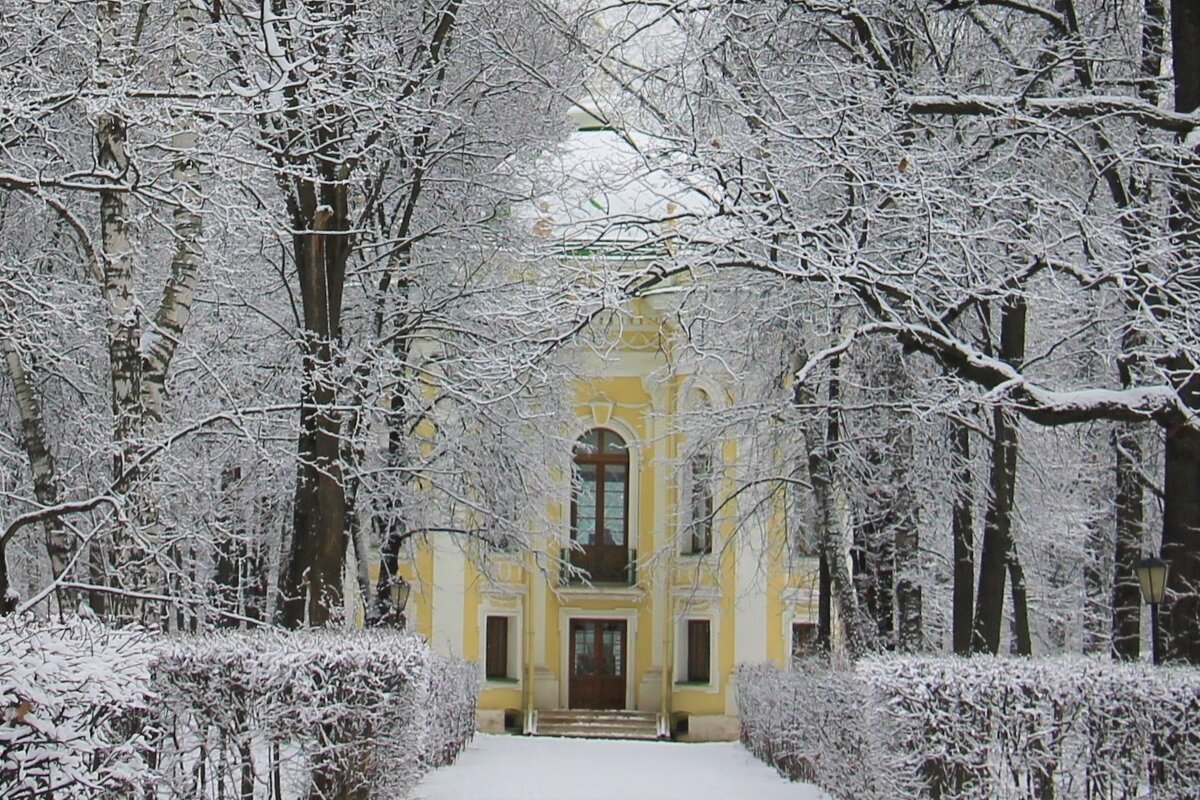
686,619,711,683
791,622,819,662
485,616,509,679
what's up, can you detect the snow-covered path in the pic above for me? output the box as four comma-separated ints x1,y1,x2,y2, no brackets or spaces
412,733,831,800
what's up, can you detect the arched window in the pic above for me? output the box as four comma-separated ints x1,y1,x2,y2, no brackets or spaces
683,388,715,555
570,428,630,583
686,450,714,555
572,428,629,547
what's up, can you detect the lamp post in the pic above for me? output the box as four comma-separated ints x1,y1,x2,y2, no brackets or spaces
390,575,412,630
1136,556,1169,665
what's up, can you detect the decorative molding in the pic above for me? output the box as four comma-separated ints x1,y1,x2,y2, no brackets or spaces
555,585,645,602
589,397,614,427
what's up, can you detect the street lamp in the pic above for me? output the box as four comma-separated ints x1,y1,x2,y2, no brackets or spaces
390,575,412,629
1136,556,1169,665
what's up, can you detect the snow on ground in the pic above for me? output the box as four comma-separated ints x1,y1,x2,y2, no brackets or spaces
412,733,832,800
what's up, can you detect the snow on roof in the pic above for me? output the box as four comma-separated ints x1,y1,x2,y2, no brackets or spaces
526,123,708,253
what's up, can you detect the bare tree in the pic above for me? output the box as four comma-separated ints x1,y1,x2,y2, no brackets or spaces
567,0,1197,658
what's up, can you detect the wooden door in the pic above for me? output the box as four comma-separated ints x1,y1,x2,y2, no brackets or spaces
568,619,627,709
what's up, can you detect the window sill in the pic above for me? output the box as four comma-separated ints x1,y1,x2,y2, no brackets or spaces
484,677,520,686
557,584,644,601
674,679,720,695
680,551,712,558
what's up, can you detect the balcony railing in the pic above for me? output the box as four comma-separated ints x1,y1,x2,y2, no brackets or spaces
560,545,637,586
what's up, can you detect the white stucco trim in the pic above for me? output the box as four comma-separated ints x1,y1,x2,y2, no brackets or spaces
431,537,465,658
478,600,523,687
673,611,721,695
733,507,769,666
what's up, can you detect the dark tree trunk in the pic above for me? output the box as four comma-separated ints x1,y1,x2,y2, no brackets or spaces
876,531,896,649
1098,0,1162,660
972,299,1027,654
371,379,413,626
1161,0,1200,664
277,195,352,628
1112,422,1144,660
889,352,921,653
2,339,73,615
0,550,13,614
818,552,832,653
371,524,410,626
1008,548,1033,656
1163,424,1200,663
971,405,1010,651
951,420,975,655
1001,306,1032,656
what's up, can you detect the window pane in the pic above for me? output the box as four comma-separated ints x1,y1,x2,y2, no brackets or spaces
687,620,711,683
791,622,819,662
603,464,626,545
576,429,601,455
602,624,623,676
688,453,713,554
574,463,597,544
486,616,508,679
601,430,628,455
573,625,595,674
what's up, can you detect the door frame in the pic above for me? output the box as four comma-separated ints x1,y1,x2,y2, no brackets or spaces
567,618,628,709
559,608,638,710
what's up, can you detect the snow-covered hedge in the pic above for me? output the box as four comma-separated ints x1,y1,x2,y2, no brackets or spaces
0,618,157,799
425,655,480,769
738,657,1200,800
1,621,479,799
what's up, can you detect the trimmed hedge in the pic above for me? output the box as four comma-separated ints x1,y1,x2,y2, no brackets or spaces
0,620,157,799
738,657,1200,800
1,619,479,799
425,656,479,769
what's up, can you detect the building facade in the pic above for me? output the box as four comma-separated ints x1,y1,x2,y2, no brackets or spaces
392,296,821,740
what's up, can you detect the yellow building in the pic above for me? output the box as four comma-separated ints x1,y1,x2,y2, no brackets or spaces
394,118,823,741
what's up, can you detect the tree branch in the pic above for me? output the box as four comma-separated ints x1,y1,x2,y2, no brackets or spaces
903,93,1199,133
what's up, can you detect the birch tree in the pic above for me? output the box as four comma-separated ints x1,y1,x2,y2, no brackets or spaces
1,1,209,617
3,0,593,628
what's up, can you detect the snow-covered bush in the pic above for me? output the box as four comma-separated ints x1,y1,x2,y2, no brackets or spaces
3,622,479,799
738,657,1200,800
736,661,911,798
0,617,157,799
424,655,479,769
153,628,478,799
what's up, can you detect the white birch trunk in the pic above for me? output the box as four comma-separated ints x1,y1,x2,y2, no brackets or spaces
1,336,73,608
142,0,204,422
96,0,141,473
96,0,151,616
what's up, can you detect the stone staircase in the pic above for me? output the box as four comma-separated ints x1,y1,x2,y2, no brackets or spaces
527,709,667,740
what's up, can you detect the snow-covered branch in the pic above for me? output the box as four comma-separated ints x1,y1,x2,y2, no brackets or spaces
797,322,1199,431
902,93,1200,133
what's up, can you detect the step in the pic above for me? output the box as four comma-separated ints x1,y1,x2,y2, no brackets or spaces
535,726,661,741
530,709,664,740
540,714,657,724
